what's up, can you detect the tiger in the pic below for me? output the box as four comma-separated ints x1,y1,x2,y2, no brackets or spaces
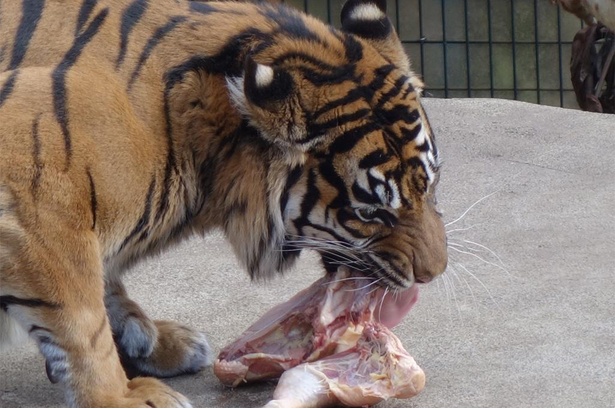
0,0,448,406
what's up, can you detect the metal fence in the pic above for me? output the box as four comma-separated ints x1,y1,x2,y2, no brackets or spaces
283,0,586,109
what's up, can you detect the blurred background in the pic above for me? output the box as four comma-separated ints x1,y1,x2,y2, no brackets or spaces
279,0,614,111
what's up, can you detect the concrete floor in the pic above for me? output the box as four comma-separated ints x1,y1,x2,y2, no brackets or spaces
1,98,614,407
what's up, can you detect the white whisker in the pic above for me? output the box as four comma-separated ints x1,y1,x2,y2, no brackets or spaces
445,190,500,228
446,224,479,234
448,246,512,279
446,263,477,308
450,260,501,311
462,239,514,277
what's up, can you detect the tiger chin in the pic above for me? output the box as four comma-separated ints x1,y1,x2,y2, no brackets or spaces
0,0,447,406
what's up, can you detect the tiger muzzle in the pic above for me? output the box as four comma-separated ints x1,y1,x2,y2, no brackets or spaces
370,207,448,288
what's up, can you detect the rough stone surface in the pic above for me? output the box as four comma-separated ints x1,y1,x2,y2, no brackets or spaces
1,98,614,407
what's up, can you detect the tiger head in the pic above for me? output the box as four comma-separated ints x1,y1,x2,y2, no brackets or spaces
226,0,447,289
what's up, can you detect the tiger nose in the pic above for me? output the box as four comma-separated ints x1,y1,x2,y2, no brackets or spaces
413,255,448,284
414,275,433,284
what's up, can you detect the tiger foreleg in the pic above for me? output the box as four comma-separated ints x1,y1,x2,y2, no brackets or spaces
105,280,213,378
0,206,189,407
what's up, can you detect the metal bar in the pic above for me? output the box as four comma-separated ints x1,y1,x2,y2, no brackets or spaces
326,0,331,23
402,40,575,45
556,5,564,107
395,0,401,35
464,0,471,97
423,87,570,91
419,0,425,81
534,0,541,104
441,0,449,97
487,0,494,98
511,0,518,100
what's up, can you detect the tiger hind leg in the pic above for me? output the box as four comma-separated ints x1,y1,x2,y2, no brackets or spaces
105,279,213,378
0,194,190,407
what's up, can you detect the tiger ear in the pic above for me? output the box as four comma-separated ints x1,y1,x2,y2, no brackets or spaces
341,0,391,40
228,56,309,153
243,56,294,112
341,0,412,73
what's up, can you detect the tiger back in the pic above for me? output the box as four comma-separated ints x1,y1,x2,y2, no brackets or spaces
0,0,447,406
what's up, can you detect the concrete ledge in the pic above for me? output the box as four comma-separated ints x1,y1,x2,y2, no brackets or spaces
1,98,614,407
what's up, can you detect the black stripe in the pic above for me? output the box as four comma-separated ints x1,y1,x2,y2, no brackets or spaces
298,64,354,86
0,70,18,109
272,51,344,76
378,103,419,126
351,181,376,204
416,140,430,152
76,0,98,35
307,108,371,140
90,316,106,348
279,165,303,216
342,16,391,40
0,295,60,311
262,6,320,42
300,222,351,244
165,29,268,79
29,324,52,334
189,2,217,14
291,169,319,236
399,122,421,144
223,200,247,224
190,1,247,16
358,149,390,169
31,114,43,198
342,32,364,62
127,15,187,90
87,168,97,229
407,157,428,192
337,208,371,238
363,254,407,287
52,8,108,169
119,176,156,251
313,88,364,119
365,65,396,100
318,160,349,209
375,75,408,108
10,0,45,70
116,0,149,69
327,122,380,154
153,132,175,226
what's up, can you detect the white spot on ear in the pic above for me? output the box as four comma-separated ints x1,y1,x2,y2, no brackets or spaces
255,64,274,88
349,3,386,21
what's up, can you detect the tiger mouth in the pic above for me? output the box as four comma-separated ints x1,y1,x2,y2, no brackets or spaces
320,251,413,289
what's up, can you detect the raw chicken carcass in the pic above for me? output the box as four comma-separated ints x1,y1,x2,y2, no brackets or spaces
214,268,424,407
264,322,425,408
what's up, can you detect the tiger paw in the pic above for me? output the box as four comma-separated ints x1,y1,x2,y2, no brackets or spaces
121,320,213,378
122,377,192,407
